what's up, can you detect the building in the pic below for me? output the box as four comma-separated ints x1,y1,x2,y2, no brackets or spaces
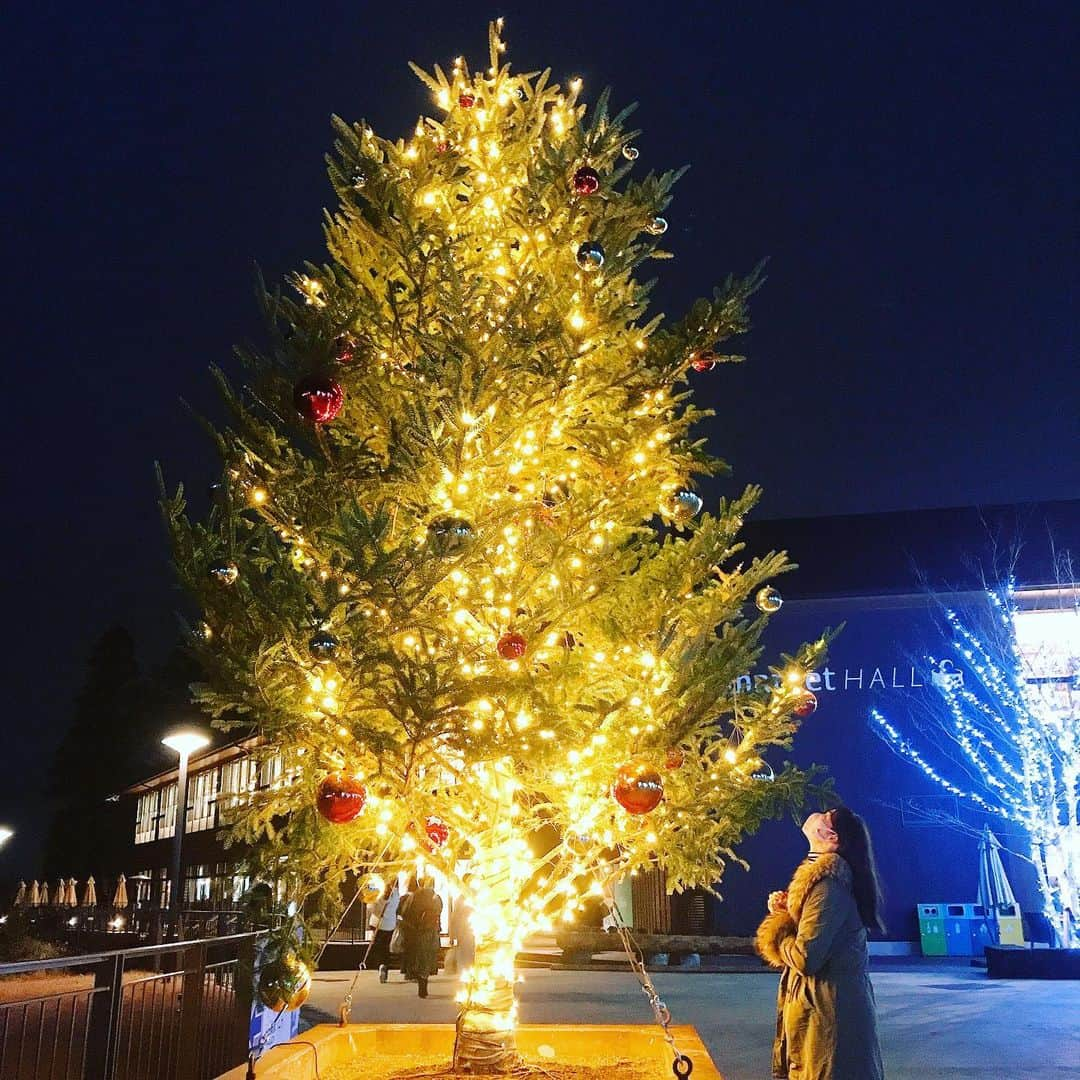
119,499,1079,943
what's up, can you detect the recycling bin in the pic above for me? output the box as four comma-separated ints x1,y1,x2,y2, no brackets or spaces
917,903,947,956
994,902,1025,946
944,903,993,956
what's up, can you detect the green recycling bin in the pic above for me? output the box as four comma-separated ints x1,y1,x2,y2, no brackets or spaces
917,902,947,956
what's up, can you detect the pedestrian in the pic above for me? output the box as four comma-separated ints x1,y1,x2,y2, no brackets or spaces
396,876,418,981
400,875,443,998
756,806,885,1080
447,894,475,974
365,879,400,984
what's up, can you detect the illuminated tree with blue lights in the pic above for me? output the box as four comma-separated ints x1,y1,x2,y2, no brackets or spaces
872,576,1079,945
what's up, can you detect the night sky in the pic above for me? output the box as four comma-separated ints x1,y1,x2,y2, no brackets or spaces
2,2,1076,876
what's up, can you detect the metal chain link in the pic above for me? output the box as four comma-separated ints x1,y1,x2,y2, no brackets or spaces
250,838,398,1067
603,888,694,1078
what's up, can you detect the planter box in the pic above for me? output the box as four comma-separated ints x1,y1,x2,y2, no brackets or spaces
986,945,1080,979
218,1023,723,1078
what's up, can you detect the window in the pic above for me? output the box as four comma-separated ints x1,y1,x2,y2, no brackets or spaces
134,790,159,843
220,757,258,811
259,753,284,790
158,781,177,839
187,766,220,832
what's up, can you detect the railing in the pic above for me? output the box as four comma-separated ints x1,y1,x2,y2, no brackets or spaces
0,931,263,1080
15,906,273,949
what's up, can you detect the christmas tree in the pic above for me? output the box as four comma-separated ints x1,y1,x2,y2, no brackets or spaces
162,22,826,1072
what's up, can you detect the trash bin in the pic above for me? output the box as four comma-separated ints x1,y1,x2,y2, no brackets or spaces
917,903,947,956
944,903,994,956
995,902,1025,946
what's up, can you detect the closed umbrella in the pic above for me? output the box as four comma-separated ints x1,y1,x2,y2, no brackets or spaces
13,881,26,906
65,878,79,906
39,881,49,905
83,876,97,907
113,873,128,908
54,878,66,907
29,880,40,906
978,826,1018,913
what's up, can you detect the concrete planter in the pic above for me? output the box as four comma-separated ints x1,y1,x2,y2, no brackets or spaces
218,1023,724,1078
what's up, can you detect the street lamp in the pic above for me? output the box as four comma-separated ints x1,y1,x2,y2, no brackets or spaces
161,729,210,922
0,826,13,850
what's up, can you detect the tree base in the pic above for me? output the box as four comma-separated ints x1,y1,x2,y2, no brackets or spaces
452,1024,519,1074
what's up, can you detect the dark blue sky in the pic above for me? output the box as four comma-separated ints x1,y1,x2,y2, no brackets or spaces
1,2,1076,874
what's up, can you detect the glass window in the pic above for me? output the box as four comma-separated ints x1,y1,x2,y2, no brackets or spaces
259,753,284,790
187,766,220,832
158,781,178,839
134,790,159,843
220,757,258,811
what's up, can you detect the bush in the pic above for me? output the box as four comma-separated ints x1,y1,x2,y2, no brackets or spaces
0,915,69,964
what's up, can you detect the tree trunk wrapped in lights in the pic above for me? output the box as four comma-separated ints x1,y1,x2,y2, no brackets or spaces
161,20,828,1072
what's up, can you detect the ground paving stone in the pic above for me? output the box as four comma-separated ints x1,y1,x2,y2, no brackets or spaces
303,964,1080,1080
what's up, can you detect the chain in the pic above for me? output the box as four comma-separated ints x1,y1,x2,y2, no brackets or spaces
250,838,398,1070
603,887,693,1078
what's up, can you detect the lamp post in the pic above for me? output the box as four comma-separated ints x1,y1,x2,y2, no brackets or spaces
0,826,13,850
161,729,210,928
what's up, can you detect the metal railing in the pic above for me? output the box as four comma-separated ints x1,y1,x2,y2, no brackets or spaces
0,931,262,1080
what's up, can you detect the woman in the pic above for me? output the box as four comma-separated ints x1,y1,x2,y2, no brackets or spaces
399,875,443,998
756,807,885,1080
365,879,400,984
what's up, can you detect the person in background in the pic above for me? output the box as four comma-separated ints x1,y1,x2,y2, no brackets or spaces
400,875,443,998
365,878,400,984
756,806,885,1080
448,894,475,974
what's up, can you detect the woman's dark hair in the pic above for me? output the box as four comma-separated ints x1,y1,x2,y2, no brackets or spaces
828,806,885,933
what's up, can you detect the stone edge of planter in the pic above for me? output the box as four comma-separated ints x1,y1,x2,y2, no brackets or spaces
217,1023,723,1079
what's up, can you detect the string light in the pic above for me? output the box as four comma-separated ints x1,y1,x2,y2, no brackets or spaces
872,579,1079,943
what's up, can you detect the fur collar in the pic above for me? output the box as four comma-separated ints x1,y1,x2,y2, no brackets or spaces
786,853,852,921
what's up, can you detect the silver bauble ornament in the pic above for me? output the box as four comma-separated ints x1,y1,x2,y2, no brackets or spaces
751,761,776,782
661,489,703,523
576,241,605,272
191,621,213,644
209,561,239,586
309,631,340,661
755,586,783,614
622,144,640,161
645,216,668,236
428,516,476,555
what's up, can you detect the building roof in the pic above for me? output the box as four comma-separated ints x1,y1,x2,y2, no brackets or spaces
740,499,1079,600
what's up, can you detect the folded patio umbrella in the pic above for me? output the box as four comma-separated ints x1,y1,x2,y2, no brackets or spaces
112,873,128,907
13,880,26,906
39,881,49,905
55,878,67,907
65,878,79,906
83,876,97,907
977,825,1018,912
29,880,40,905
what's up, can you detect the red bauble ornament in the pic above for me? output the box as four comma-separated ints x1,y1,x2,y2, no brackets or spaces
424,815,449,847
613,760,664,815
571,166,600,196
792,690,818,718
497,631,527,660
690,349,719,373
458,93,476,108
665,746,686,770
333,334,357,363
316,772,367,824
293,374,344,424
436,140,451,153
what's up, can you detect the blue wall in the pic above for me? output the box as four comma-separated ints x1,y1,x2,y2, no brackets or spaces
708,593,1041,940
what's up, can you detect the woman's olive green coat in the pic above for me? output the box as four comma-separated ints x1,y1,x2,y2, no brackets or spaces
756,853,884,1080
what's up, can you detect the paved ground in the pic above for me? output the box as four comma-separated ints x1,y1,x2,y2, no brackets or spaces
303,964,1080,1079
